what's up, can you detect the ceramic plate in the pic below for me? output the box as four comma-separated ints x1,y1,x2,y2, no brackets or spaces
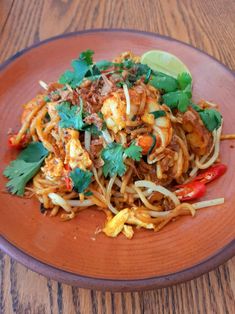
0,29,234,291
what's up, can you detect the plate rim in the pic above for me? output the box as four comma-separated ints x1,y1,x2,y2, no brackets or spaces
0,28,234,291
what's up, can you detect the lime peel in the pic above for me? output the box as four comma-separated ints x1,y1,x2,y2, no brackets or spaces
140,50,191,78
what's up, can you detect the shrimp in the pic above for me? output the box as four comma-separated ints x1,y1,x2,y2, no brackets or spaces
182,107,212,156
101,92,126,133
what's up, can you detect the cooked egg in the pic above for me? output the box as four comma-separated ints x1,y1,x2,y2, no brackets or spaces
65,130,92,170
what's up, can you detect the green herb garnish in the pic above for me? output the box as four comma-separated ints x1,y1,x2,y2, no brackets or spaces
4,142,49,196
70,168,93,193
101,142,142,177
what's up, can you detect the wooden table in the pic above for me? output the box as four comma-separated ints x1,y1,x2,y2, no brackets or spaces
1,0,234,313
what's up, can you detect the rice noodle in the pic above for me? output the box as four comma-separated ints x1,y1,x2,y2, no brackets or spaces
102,129,113,144
134,186,162,211
135,180,180,206
39,80,48,90
48,193,71,212
67,199,94,207
189,128,217,177
84,131,91,152
92,166,106,196
195,124,222,169
220,134,235,140
192,198,224,210
123,84,131,115
148,210,171,217
106,175,119,214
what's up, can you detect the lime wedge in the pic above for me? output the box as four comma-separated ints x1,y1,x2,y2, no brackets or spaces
140,50,191,78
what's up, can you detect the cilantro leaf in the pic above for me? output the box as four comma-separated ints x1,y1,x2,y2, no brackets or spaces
191,103,202,112
59,49,95,88
199,109,222,131
150,110,166,119
96,60,113,70
79,49,94,65
57,99,84,130
84,191,93,196
101,142,143,177
59,70,75,85
177,72,192,90
101,143,126,177
150,73,178,93
162,90,190,112
124,143,142,161
70,168,93,193
4,142,48,196
83,124,102,135
190,104,222,131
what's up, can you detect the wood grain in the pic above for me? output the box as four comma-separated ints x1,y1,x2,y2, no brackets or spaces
0,0,234,313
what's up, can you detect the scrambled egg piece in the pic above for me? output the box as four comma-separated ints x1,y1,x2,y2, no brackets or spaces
103,208,129,237
122,225,134,239
103,208,155,238
101,93,126,133
41,154,64,180
65,130,92,170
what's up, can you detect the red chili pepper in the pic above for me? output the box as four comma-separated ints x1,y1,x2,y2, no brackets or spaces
175,181,206,201
191,164,227,184
64,164,71,171
64,164,72,191
65,176,72,191
8,134,28,149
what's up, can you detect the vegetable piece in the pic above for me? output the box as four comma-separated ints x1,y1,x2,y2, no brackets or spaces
96,60,113,70
150,110,166,119
79,49,94,65
59,49,96,88
48,193,71,212
199,109,222,132
136,135,156,155
175,181,206,201
101,142,143,177
160,72,192,112
162,90,190,113
140,50,191,78
65,176,72,191
8,134,29,149
192,164,227,184
56,98,84,130
125,143,142,161
101,143,126,177
177,72,192,91
3,142,49,196
69,168,93,193
191,104,222,131
150,73,178,92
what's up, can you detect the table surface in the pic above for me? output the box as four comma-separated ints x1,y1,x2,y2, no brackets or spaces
0,0,234,313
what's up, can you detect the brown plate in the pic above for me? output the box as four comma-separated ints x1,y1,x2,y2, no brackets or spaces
0,29,234,291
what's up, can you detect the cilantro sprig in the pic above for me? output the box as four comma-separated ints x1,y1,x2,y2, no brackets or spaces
4,142,49,196
101,142,142,177
191,104,222,131
59,49,102,88
150,72,192,113
57,99,84,130
70,168,93,193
